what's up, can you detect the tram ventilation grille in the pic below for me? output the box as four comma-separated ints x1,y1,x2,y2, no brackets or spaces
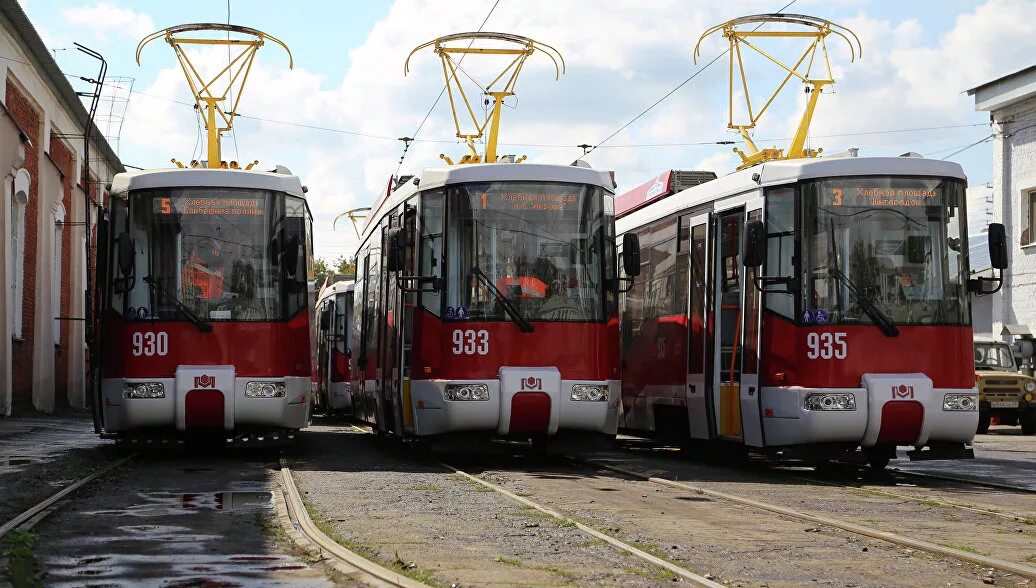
670,170,718,193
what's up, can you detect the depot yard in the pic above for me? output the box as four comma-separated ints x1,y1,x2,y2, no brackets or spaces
2,415,1034,587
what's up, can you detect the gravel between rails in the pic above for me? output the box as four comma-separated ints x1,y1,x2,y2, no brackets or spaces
467,457,1030,587
290,424,692,587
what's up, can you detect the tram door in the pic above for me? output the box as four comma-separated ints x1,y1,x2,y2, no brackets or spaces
685,213,711,439
710,203,765,445
378,217,402,433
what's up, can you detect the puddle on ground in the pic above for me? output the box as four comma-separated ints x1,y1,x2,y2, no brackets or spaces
675,495,713,502
180,491,273,511
82,490,273,519
45,552,314,587
0,455,41,466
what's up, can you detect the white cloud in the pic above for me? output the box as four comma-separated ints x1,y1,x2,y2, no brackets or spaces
63,2,155,41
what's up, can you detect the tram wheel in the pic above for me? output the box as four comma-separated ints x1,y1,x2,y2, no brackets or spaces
865,446,893,471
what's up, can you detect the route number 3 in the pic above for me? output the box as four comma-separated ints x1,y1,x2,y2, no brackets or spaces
132,331,168,357
806,332,847,360
452,329,489,355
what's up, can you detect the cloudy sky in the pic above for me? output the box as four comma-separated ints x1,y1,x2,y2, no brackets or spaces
21,0,1036,261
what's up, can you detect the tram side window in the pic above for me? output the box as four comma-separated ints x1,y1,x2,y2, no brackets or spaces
675,216,691,318
621,225,651,354
108,198,130,315
364,250,381,367
688,223,707,374
420,191,444,315
764,187,796,319
284,196,309,318
335,292,350,354
743,209,762,374
647,217,678,318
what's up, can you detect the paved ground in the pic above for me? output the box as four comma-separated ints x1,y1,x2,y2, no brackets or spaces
894,426,1036,491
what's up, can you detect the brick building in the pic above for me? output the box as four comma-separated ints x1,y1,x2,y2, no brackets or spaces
1,1,123,415
969,66,1036,344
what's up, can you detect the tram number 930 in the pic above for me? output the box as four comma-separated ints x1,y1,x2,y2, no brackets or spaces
452,329,489,356
131,331,169,357
806,332,847,360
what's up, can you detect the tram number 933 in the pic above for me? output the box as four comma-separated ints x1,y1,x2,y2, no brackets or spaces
806,332,847,360
131,331,169,357
452,329,489,356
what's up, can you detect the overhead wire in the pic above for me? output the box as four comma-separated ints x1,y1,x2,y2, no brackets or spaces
395,0,501,175
940,134,994,160
581,0,798,159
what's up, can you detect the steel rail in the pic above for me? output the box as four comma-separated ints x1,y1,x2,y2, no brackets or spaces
277,459,429,588
0,454,137,538
440,461,726,588
577,457,1036,580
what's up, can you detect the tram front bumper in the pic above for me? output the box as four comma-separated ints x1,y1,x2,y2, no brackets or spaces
409,375,620,437
760,375,978,448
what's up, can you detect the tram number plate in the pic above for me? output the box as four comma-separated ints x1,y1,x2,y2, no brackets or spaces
452,329,489,356
990,401,1019,408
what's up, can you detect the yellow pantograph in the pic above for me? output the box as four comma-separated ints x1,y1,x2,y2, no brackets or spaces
695,14,862,170
405,32,564,165
136,23,293,169
332,207,372,240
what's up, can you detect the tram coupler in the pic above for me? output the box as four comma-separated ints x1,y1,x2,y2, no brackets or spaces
906,442,974,461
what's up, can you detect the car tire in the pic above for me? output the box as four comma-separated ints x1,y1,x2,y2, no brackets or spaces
977,413,991,434
1021,414,1036,435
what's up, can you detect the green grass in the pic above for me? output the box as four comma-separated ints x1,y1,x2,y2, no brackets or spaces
939,543,987,556
495,555,522,567
1024,518,1036,526
573,538,606,548
1026,554,1036,564
410,485,444,492
1,529,41,588
555,518,578,529
535,564,577,581
624,565,679,581
448,474,495,492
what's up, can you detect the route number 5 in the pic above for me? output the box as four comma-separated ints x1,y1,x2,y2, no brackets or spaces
806,332,847,360
452,329,489,355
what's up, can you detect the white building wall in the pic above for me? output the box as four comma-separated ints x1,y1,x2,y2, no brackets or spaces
991,97,1036,340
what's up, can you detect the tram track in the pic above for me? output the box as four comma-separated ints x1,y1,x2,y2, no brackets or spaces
0,454,137,539
573,455,1036,581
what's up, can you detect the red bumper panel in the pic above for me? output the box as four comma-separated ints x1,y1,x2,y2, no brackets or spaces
510,392,551,434
185,389,225,429
877,400,924,444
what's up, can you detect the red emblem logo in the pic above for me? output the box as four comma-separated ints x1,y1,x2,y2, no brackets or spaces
520,376,543,391
195,375,215,389
891,384,914,399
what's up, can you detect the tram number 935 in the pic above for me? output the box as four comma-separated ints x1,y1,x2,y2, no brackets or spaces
452,329,489,356
131,331,169,357
806,332,847,360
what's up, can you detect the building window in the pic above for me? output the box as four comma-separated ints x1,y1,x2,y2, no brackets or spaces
53,202,65,346
10,169,30,340
1025,190,1036,247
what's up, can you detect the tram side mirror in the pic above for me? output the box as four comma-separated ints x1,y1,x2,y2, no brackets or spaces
989,222,1008,270
320,307,332,331
386,227,406,272
743,220,766,268
117,232,134,276
621,233,641,277
284,235,300,276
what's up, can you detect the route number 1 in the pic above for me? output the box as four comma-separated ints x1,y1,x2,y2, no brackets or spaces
806,332,847,360
452,329,489,355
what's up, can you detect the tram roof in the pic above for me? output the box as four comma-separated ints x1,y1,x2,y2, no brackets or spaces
109,167,305,198
617,155,966,233
362,162,616,241
316,280,355,306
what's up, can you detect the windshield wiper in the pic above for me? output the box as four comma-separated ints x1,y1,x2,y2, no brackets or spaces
471,266,534,333
143,276,213,333
827,265,899,337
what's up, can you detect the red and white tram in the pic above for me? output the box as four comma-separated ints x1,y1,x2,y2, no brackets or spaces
315,280,355,415
616,155,1007,468
94,167,315,442
348,163,632,449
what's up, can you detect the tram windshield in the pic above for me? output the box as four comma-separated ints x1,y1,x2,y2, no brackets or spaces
801,176,969,327
111,188,310,322
446,181,610,323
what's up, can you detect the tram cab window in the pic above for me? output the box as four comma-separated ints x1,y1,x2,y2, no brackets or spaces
420,191,444,315
764,187,796,319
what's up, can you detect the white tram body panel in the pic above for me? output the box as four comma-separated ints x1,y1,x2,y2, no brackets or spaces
616,155,979,457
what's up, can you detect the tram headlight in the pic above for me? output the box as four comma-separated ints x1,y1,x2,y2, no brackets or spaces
244,381,286,398
943,393,978,412
571,385,609,402
803,392,855,411
1024,380,1036,393
443,384,489,401
122,382,165,399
